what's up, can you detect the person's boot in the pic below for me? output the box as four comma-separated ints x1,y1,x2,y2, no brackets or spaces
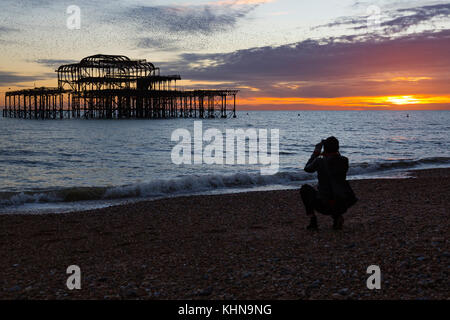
306,216,318,230
333,215,344,230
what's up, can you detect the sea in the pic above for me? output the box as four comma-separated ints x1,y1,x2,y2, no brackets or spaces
1,110,449,214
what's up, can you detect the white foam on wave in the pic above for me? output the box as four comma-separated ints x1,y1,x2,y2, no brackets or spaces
6,191,62,205
1,156,449,210
103,170,310,199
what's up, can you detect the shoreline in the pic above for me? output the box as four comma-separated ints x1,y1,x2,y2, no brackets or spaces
0,168,448,299
1,166,448,215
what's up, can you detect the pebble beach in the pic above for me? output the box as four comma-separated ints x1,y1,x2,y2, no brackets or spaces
0,168,448,300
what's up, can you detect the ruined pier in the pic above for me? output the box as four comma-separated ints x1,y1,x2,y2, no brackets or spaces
2,54,238,119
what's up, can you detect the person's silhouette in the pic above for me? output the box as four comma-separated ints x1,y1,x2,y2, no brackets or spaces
300,136,357,230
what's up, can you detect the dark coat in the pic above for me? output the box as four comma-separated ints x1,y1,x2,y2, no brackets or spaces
304,153,351,202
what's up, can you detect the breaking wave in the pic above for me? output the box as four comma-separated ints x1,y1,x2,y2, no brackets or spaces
1,156,449,208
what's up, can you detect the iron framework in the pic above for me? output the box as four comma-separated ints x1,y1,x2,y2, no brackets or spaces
3,54,238,119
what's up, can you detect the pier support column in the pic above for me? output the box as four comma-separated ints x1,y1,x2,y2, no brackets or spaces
233,94,236,118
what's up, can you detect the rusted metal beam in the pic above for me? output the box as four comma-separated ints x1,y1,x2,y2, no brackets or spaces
3,55,238,119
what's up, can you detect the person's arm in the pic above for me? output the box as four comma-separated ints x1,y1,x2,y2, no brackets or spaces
304,141,323,173
344,157,349,173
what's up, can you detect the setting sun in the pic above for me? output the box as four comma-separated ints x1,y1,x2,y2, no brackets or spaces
385,96,420,105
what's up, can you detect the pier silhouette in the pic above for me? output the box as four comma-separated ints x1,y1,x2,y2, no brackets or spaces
2,54,238,120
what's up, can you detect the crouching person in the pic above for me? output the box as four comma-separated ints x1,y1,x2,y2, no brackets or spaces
300,136,357,230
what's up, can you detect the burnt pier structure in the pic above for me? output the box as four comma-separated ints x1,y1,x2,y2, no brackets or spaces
2,54,238,119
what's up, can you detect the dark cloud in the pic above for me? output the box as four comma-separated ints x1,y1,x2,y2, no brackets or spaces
0,25,19,42
35,59,79,68
0,71,53,85
158,29,450,97
136,37,181,51
382,3,450,33
313,3,450,34
127,3,258,35
311,16,367,30
169,29,449,78
0,26,18,33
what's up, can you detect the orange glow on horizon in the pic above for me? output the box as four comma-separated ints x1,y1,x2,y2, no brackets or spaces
236,95,450,110
390,76,432,82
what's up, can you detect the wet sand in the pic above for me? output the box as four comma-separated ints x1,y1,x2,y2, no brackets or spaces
0,168,449,300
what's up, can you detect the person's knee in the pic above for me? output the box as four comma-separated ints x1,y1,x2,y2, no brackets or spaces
300,184,313,196
300,184,310,191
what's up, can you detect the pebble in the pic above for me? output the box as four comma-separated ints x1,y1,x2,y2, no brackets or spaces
280,268,291,276
196,286,213,296
1,174,448,300
309,280,321,289
399,260,410,268
120,284,139,298
338,288,349,295
419,279,434,286
123,289,138,298
8,285,21,292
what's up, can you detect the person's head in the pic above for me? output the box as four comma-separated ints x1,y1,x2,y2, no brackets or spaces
323,136,339,153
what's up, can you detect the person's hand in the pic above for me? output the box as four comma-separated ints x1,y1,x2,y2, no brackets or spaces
314,141,323,154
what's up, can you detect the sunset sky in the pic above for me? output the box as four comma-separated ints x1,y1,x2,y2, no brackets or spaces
0,0,449,110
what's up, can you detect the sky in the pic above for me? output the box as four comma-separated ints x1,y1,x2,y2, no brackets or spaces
0,0,449,110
